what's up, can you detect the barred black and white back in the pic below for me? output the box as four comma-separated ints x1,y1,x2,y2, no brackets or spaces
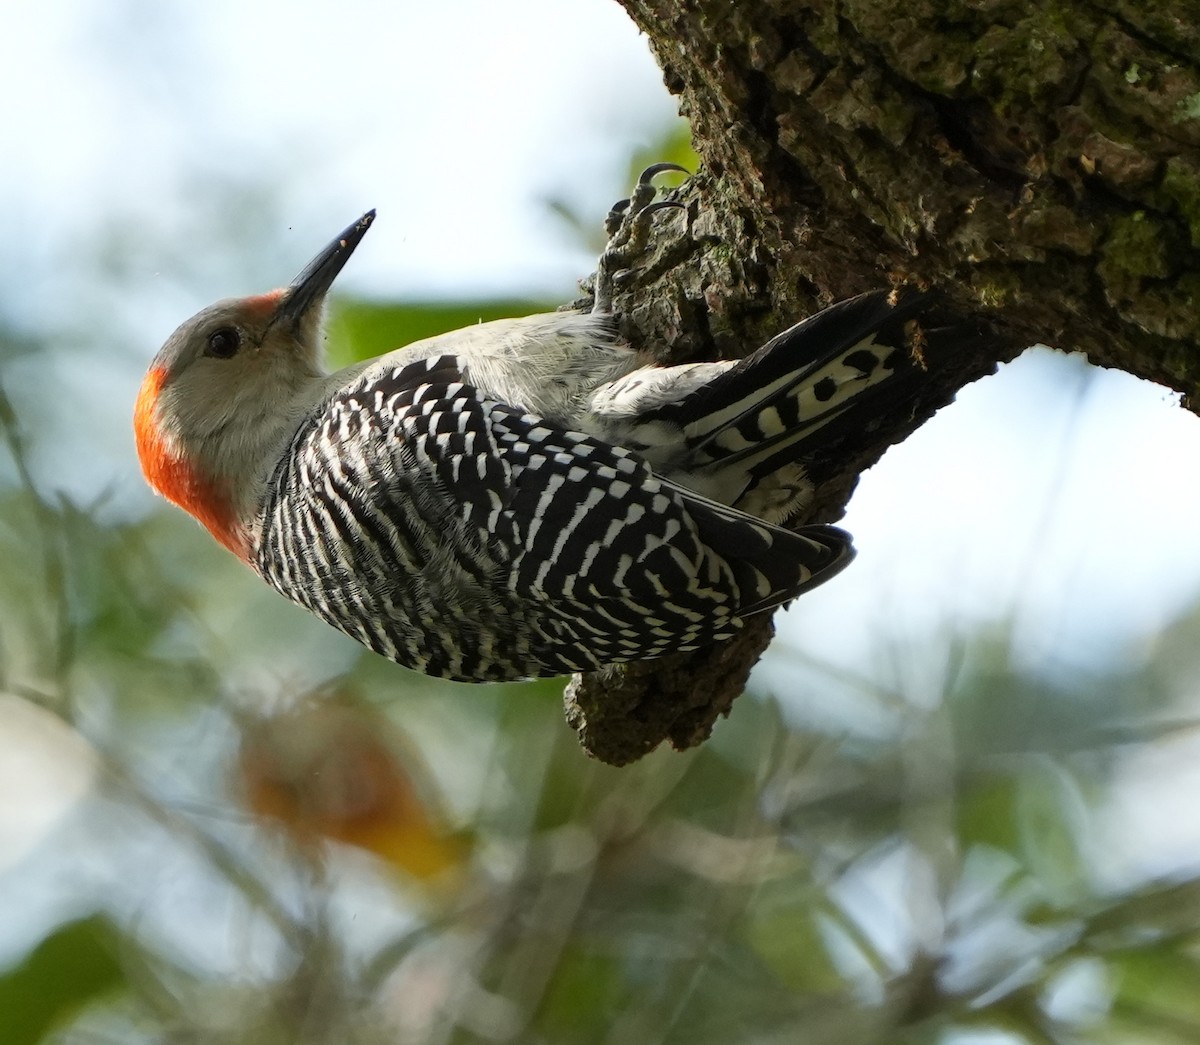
251,288,932,681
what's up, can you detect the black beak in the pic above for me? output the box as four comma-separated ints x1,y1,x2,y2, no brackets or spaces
274,210,375,329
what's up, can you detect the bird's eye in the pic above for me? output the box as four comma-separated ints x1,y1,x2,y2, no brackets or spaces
206,327,242,359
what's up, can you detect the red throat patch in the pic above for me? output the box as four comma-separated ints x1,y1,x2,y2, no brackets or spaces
134,366,250,561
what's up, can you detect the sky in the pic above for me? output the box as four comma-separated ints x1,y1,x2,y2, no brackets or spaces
2,0,672,312
2,0,1200,889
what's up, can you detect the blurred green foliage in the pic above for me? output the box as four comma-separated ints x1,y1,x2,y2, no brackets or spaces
328,299,561,369
0,917,126,1045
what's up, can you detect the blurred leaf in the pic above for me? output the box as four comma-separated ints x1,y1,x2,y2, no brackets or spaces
748,892,844,993
956,775,1021,855
238,695,471,886
0,916,126,1045
1108,940,1200,1031
1015,760,1090,903
539,946,625,1040
1083,878,1200,939
623,121,700,187
950,636,1170,759
327,298,558,369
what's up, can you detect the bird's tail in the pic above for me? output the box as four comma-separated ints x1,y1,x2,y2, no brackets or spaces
635,288,943,516
676,486,856,614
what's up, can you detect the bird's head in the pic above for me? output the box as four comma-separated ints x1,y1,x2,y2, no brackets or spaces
135,210,375,559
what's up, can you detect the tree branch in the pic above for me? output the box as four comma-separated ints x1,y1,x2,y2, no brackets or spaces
566,0,1200,764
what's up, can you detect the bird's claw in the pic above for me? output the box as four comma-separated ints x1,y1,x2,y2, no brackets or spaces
637,161,691,185
604,197,685,237
603,198,631,238
593,163,690,315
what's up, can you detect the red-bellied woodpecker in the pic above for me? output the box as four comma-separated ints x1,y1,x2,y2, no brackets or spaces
135,178,939,681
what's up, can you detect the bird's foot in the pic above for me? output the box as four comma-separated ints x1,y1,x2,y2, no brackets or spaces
592,162,688,314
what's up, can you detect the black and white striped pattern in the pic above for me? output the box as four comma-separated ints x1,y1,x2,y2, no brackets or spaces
255,353,852,681
586,290,932,520
667,292,924,475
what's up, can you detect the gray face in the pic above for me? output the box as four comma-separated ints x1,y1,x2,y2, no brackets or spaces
142,211,376,481
151,208,376,392
153,293,308,380
149,293,326,458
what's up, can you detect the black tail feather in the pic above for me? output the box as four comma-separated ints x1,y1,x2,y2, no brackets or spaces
672,481,856,614
640,288,937,481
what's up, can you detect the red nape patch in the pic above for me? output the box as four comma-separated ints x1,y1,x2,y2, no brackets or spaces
243,288,287,320
134,366,250,561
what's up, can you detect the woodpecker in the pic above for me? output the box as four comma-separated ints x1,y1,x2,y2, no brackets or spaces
136,182,937,682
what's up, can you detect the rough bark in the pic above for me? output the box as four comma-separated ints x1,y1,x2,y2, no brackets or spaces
567,0,1200,765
